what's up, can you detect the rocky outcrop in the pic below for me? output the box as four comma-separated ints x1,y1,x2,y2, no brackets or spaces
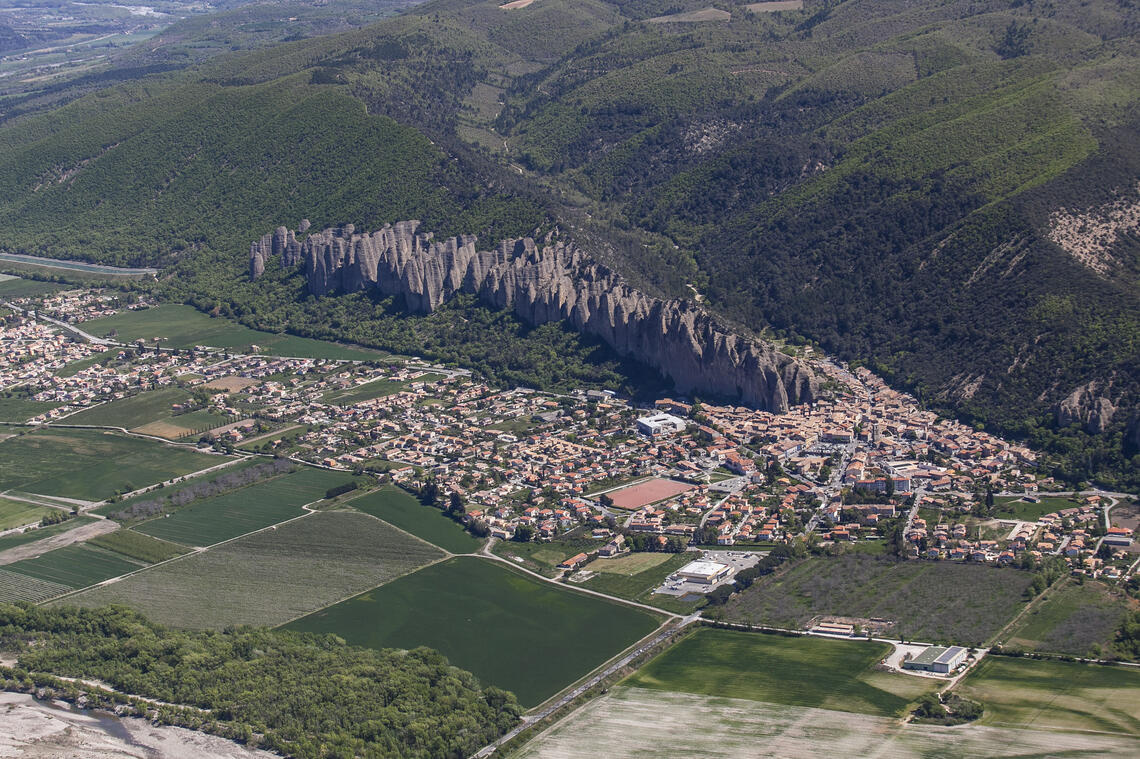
249,221,308,278
252,220,817,411
1055,382,1116,434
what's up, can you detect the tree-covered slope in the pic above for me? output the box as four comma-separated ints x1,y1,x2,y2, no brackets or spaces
0,0,1139,483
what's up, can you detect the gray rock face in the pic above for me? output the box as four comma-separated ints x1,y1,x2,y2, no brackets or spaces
1056,382,1116,434
254,220,817,411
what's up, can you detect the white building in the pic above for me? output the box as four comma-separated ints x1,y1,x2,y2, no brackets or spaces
675,560,731,585
637,412,687,437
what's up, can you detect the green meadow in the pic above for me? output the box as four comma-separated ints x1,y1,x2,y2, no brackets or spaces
348,486,482,553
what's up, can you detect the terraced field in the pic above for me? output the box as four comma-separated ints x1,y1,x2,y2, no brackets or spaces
132,467,356,546
67,512,444,629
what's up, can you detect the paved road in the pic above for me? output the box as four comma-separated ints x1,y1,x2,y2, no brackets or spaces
470,613,700,759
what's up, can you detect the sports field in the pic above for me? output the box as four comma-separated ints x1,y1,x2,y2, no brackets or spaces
0,428,223,501
2,543,145,592
132,467,355,546
0,497,52,530
67,512,445,629
725,553,1034,646
348,486,482,553
955,655,1140,735
287,556,661,707
515,686,1140,759
628,628,936,717
82,305,383,360
605,478,695,510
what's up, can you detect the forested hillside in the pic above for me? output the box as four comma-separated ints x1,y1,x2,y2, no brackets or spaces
0,0,1138,485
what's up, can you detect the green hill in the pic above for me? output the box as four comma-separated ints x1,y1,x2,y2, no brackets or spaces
1,0,1139,485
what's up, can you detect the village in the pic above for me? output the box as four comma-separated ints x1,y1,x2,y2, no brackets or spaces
1,286,1137,587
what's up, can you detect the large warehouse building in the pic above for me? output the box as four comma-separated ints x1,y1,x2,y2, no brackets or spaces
636,413,687,437
675,560,732,585
902,645,967,674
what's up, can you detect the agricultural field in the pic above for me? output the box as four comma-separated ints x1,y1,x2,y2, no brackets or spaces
0,396,58,423
1001,578,1132,658
0,567,71,604
322,373,444,405
1,543,145,595
287,556,661,707
723,554,1034,646
348,486,481,553
64,387,194,430
628,628,937,717
491,536,598,577
81,304,384,360
87,529,189,564
131,466,357,546
91,457,264,517
955,655,1140,736
0,428,223,501
0,277,64,298
993,496,1079,522
0,516,98,554
0,498,52,531
66,511,445,629
515,686,1140,759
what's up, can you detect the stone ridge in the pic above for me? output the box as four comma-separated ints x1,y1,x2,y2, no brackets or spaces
250,221,817,411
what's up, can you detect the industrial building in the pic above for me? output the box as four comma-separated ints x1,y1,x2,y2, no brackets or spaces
902,645,967,674
636,412,687,437
675,560,732,585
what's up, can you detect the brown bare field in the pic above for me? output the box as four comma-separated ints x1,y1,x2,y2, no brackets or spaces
647,8,731,23
746,0,804,12
131,420,195,439
607,478,695,510
201,376,259,392
515,687,1140,759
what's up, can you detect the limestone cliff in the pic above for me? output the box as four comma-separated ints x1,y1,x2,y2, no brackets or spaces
251,220,817,411
1055,381,1117,434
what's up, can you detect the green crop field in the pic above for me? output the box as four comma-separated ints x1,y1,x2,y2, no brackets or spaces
91,457,264,517
348,486,481,553
82,305,383,360
67,512,444,629
132,467,357,546
1002,578,1132,658
956,656,1140,735
87,529,189,564
628,628,938,718
3,543,146,591
287,556,661,707
0,428,223,501
0,497,53,530
724,554,1035,646
993,496,1079,522
0,277,64,298
0,567,72,603
64,387,194,430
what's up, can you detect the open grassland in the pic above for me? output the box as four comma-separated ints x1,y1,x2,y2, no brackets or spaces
64,387,193,430
0,396,59,423
287,556,661,707
514,686,1140,759
132,467,355,546
66,511,444,629
348,486,481,553
0,498,52,530
627,628,936,717
956,656,1140,736
1002,578,1132,657
322,373,443,405
2,543,145,593
82,305,383,360
0,517,97,554
87,529,189,564
993,495,1079,521
0,428,223,501
491,537,598,577
0,277,64,298
578,553,698,612
589,552,672,574
724,554,1034,646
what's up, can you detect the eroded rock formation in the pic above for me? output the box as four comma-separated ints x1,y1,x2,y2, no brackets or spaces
1055,381,1116,434
251,220,816,411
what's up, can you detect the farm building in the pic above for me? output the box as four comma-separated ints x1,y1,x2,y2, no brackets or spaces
902,645,967,674
636,413,687,437
675,560,731,585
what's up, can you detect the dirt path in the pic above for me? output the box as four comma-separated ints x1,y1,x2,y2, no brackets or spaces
0,519,118,565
